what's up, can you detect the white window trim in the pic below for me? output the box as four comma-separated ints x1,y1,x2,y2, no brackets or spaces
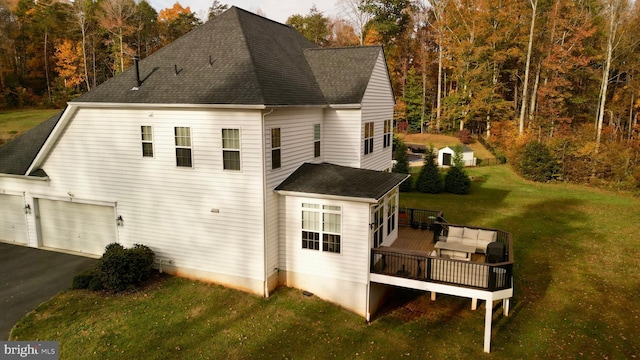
141,125,154,158
314,123,321,158
383,120,391,148
271,127,281,170
174,126,193,168
301,203,342,254
222,128,241,171
364,122,374,155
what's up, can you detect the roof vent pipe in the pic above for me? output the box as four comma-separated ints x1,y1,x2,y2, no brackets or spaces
133,55,142,87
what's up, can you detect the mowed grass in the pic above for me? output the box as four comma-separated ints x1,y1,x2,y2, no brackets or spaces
0,109,61,139
10,168,640,358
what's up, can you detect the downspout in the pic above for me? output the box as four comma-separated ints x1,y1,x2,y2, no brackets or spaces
262,108,274,298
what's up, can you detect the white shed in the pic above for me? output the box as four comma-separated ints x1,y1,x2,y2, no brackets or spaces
438,145,476,167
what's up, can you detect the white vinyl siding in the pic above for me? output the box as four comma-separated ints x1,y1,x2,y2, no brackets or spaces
34,107,266,285
322,109,361,167
264,108,324,284
361,52,394,171
0,194,28,244
38,199,116,255
281,196,371,284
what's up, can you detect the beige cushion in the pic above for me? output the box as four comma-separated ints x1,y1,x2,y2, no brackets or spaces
448,226,464,238
463,228,479,240
478,230,497,242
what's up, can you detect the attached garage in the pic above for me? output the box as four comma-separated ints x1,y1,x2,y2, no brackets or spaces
37,199,117,256
0,194,28,245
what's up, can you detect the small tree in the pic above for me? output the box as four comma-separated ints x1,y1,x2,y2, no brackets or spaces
416,144,442,193
392,136,413,191
444,145,471,194
517,141,559,182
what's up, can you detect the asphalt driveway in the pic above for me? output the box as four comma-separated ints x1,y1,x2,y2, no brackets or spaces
0,242,98,340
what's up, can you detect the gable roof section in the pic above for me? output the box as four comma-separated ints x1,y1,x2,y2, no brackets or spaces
73,7,326,106
275,163,408,202
305,46,382,104
0,111,62,175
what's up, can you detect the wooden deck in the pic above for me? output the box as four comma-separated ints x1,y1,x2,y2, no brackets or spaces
392,226,485,262
391,227,435,254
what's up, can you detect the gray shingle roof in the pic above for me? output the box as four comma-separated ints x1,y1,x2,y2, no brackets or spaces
74,7,329,106
305,46,382,104
0,111,62,175
275,163,408,201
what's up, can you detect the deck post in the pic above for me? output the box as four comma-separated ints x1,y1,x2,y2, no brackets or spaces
471,298,478,310
484,300,492,353
503,298,510,316
430,291,436,301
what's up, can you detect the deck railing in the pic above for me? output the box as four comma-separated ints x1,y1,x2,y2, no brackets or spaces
371,247,512,291
372,209,513,292
398,208,444,229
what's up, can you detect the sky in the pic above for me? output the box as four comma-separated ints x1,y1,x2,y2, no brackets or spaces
146,0,339,24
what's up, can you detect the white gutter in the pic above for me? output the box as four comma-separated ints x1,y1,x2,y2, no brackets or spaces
71,102,268,110
329,103,361,109
274,190,379,204
0,174,49,181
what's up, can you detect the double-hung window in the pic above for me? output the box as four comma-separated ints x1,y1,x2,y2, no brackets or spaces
387,193,396,235
373,204,384,248
302,203,320,250
383,120,391,148
222,129,241,170
364,122,374,155
174,127,192,167
314,124,321,157
302,203,341,254
141,126,153,157
271,128,281,169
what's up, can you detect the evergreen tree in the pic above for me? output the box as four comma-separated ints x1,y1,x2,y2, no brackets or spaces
415,144,442,193
392,136,413,191
444,145,471,194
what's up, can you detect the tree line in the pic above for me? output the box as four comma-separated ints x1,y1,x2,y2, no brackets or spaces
1,0,639,189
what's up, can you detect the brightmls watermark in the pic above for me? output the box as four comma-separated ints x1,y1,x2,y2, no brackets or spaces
0,342,58,360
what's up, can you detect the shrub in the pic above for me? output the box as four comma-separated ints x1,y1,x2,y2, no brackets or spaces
99,243,155,293
457,129,473,144
71,268,99,290
516,142,559,182
415,144,442,193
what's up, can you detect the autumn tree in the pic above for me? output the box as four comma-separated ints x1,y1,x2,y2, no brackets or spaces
158,2,201,46
100,0,137,75
207,0,228,22
286,6,331,46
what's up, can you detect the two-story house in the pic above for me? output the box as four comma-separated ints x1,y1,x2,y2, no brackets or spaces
0,7,408,318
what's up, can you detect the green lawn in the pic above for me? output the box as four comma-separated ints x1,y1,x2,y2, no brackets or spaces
10,165,640,358
0,109,61,141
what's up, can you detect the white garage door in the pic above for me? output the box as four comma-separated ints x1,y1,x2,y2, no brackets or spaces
0,194,28,244
38,199,116,256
